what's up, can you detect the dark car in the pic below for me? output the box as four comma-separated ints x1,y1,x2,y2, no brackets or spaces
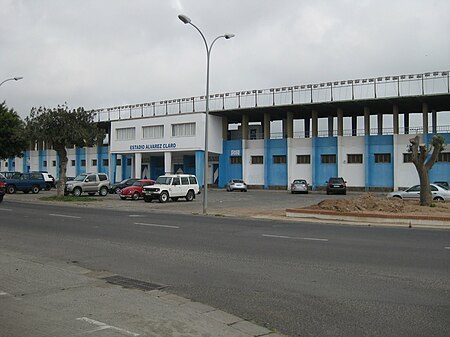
109,178,138,194
0,173,6,202
326,177,347,195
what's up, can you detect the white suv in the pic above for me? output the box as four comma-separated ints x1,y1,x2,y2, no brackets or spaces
143,174,199,203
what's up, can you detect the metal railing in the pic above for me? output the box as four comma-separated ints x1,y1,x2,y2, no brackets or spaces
92,70,450,123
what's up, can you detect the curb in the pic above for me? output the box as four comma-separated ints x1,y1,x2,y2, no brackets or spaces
285,208,450,229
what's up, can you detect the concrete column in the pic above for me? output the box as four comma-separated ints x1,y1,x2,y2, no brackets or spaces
286,111,294,138
364,107,370,136
337,108,344,136
422,102,429,134
377,112,383,135
264,112,270,139
393,104,399,135
311,110,318,138
432,109,437,134
328,116,334,137
242,114,249,140
164,152,172,174
222,116,228,140
404,113,410,134
351,115,357,136
304,117,311,138
134,152,142,179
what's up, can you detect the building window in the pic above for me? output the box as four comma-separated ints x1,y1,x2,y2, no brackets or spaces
103,159,109,166
127,158,132,165
116,127,136,141
230,156,242,164
347,154,363,164
43,160,47,167
273,155,286,164
172,122,196,137
52,160,56,167
92,159,97,166
71,160,75,166
437,152,450,162
251,156,263,164
5,162,8,168
321,154,336,164
296,155,311,164
81,159,86,167
116,159,122,166
375,153,391,163
12,162,15,168
143,125,164,139
403,153,413,163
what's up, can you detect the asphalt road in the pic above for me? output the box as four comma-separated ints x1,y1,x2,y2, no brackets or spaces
0,198,449,337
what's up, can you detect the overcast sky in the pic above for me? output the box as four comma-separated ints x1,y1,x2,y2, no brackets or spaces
1,0,449,119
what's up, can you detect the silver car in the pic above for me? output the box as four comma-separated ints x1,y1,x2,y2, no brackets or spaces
387,184,450,201
226,179,247,192
290,179,309,194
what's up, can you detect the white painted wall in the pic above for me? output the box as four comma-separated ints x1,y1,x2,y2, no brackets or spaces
394,134,419,188
289,138,312,185
339,136,365,187
110,113,223,155
244,139,264,186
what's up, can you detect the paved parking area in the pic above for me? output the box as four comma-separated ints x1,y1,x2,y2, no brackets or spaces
3,188,368,219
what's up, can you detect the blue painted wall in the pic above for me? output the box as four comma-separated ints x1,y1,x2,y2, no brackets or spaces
266,139,287,187
429,133,450,183
219,140,242,188
38,150,46,172
97,146,109,174
367,135,393,187
22,151,29,173
183,155,195,175
75,147,85,175
150,156,164,180
121,155,132,180
313,137,337,187
195,150,204,187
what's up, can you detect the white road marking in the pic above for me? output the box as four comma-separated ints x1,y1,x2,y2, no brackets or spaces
0,291,9,296
128,214,145,217
76,317,140,336
134,222,179,229
445,247,450,250
0,208,12,211
262,234,329,242
48,213,81,219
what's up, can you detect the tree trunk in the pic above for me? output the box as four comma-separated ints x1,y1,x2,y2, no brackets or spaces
417,165,432,206
55,147,68,197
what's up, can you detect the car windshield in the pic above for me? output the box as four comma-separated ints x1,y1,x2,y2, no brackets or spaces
233,179,244,183
155,176,172,185
132,181,142,186
74,174,87,181
329,178,343,184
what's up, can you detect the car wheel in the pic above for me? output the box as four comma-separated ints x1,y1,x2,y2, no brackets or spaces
45,183,51,191
144,196,152,203
132,192,139,200
244,189,247,192
73,187,82,197
185,190,194,202
433,196,444,201
114,187,121,194
7,185,16,194
31,185,40,194
0,195,3,202
99,186,108,196
159,191,169,203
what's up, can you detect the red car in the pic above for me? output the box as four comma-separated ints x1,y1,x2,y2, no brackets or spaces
119,179,155,200
0,173,6,202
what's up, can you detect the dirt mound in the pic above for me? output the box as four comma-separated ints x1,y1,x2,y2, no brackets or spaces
309,194,450,216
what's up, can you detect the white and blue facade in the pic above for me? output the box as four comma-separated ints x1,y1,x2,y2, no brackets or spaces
1,71,450,190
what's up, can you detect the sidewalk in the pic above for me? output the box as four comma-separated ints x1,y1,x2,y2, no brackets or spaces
0,248,286,337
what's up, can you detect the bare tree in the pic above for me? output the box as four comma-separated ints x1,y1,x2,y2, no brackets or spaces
408,134,445,206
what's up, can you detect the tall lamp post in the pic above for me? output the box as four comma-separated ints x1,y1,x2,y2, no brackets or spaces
178,14,234,215
0,77,23,87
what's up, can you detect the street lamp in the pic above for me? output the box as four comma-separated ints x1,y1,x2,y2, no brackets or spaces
178,14,234,215
0,77,24,87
